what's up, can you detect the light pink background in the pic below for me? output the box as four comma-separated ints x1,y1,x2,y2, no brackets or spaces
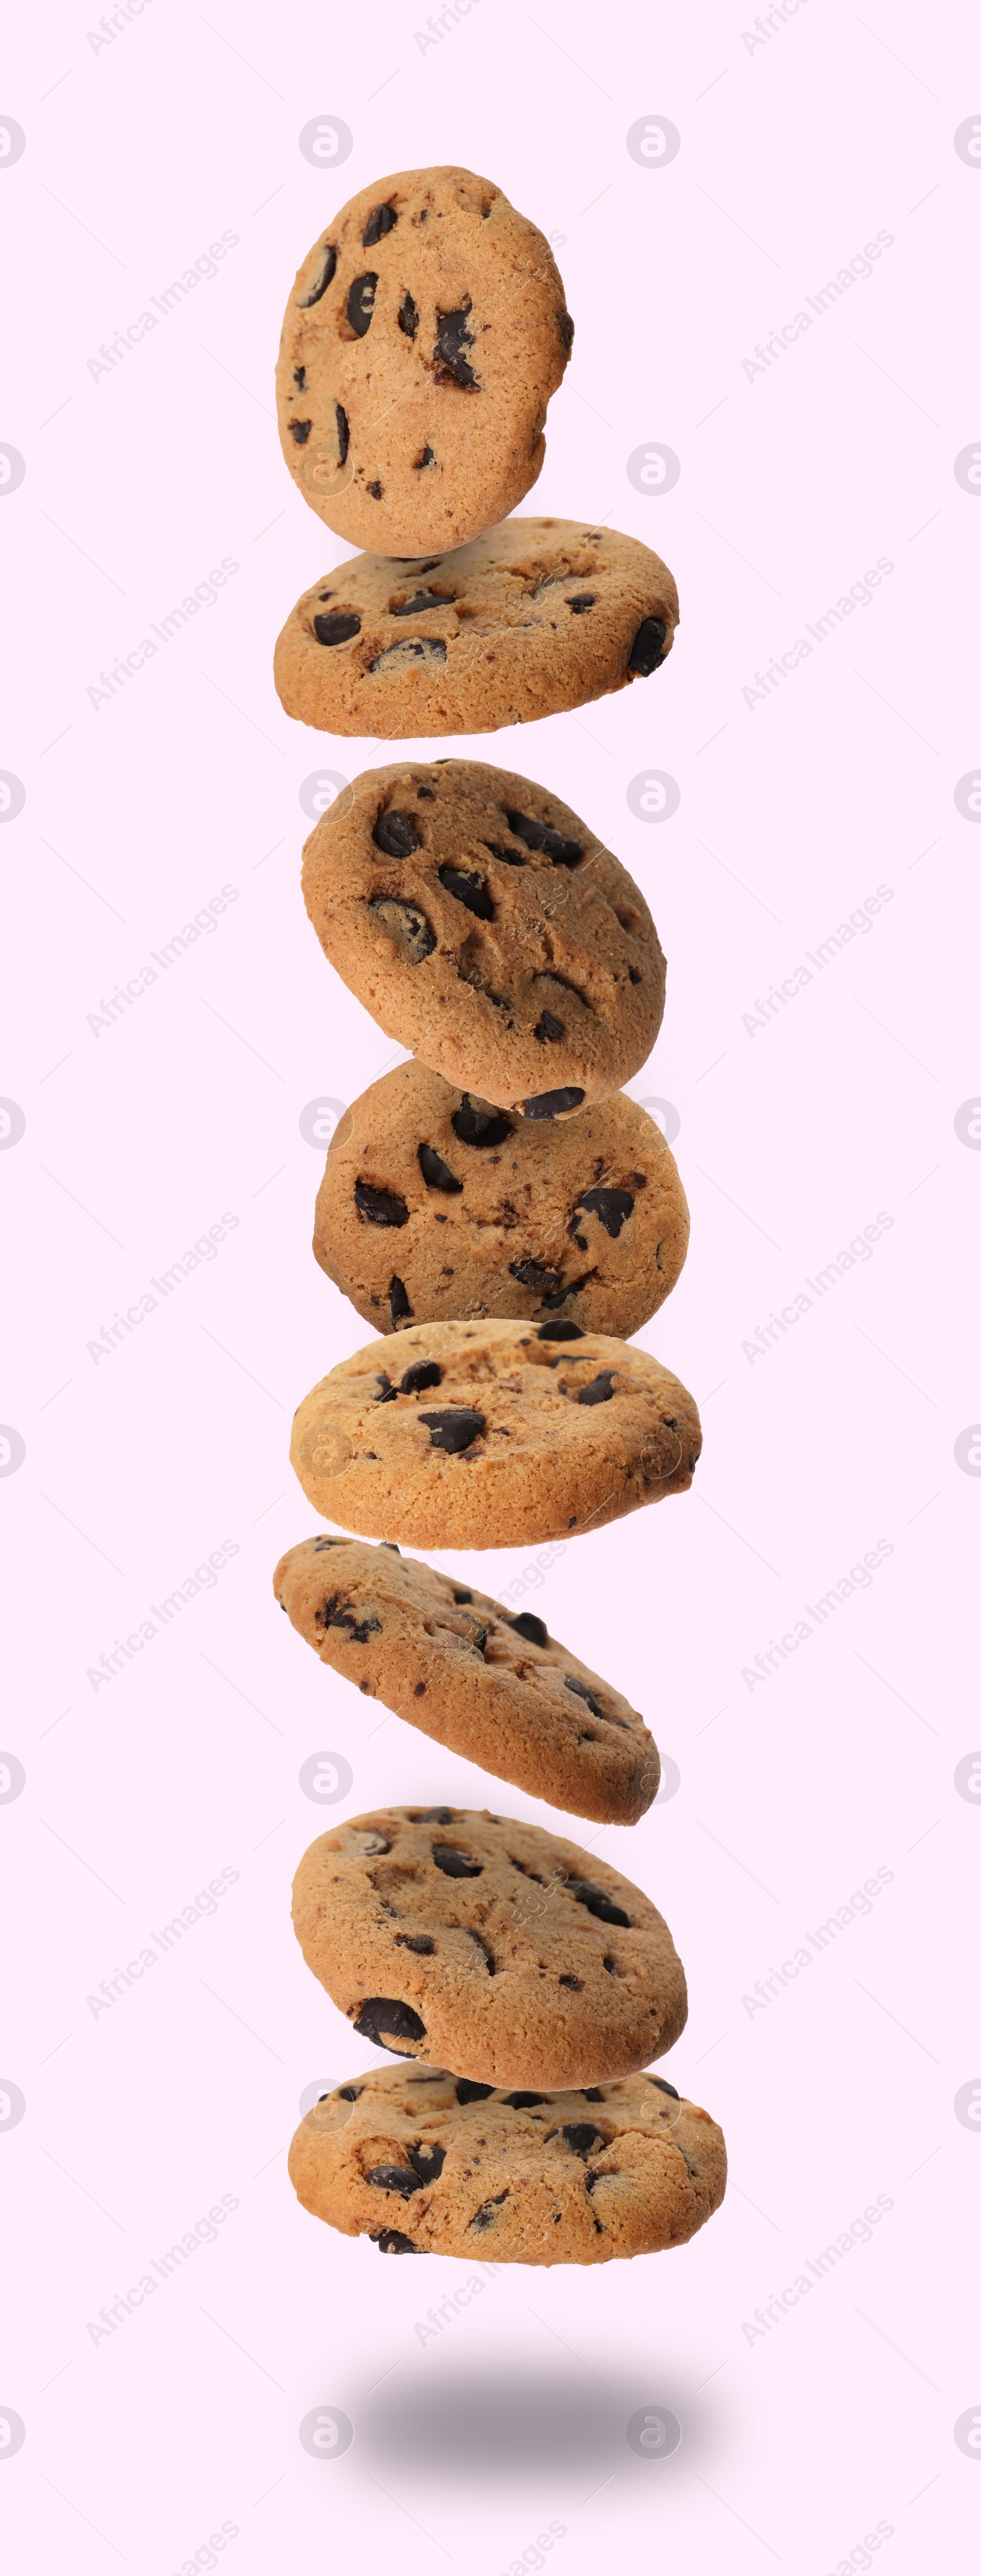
2,2,977,2569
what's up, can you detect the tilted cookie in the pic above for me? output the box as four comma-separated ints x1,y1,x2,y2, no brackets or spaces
312,1060,689,1339
288,2064,725,2266
301,759,665,1119
292,1806,687,2088
273,517,678,738
289,1316,700,1551
274,1535,660,1826
276,167,572,555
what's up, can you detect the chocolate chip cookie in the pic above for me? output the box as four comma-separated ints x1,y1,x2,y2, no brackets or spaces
276,168,573,556
288,2064,725,2266
273,517,679,738
301,759,666,1118
289,1316,700,1551
274,1535,660,1826
312,1060,689,1338
292,1806,687,2088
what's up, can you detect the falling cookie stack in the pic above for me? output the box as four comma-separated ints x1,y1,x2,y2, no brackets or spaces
271,165,725,2266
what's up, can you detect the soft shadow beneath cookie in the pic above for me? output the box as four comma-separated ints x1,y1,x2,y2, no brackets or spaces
360,2362,668,2485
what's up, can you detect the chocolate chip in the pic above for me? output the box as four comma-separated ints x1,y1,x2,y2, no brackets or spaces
298,243,337,306
628,617,668,677
534,1011,565,1043
522,1089,586,1120
509,1258,561,1294
505,1611,548,1647
366,2162,423,2196
395,1933,435,1954
393,590,449,618
565,1877,631,1929
451,1590,472,1604
416,1806,455,1823
370,637,448,674
380,1542,401,1552
505,810,582,867
559,2122,605,2159
398,289,419,338
451,1097,514,1149
557,307,574,350
438,864,495,920
318,1593,383,1646
418,786,436,799
559,1974,582,1989
456,2078,494,2105
581,2088,604,2102
390,1277,413,1324
337,2083,362,2101
603,1955,617,1973
505,2091,548,2110
481,840,524,867
372,2228,422,2253
567,595,595,613
363,202,397,246
354,1180,409,1228
294,366,306,389
434,304,479,388
576,1370,617,1405
348,273,377,335
289,419,312,444
469,2192,508,2230
576,1188,634,1239
419,1407,485,1453
432,1845,483,1877
536,1320,586,1342
648,2076,680,2099
373,807,421,857
565,1676,602,1719
354,1997,427,2051
408,2140,446,2180
418,1142,463,1194
336,401,349,464
400,1359,443,1394
467,1930,495,1973
368,478,384,499
313,609,361,647
414,444,436,469
369,895,436,962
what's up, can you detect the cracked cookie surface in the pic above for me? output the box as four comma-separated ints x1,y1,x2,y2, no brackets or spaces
273,516,678,737
301,758,666,1117
312,1059,688,1339
274,1533,659,1826
276,168,572,554
289,1315,701,1551
292,1805,687,2088
288,2062,725,2265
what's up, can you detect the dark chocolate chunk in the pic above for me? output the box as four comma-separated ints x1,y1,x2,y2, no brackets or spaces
505,810,582,867
354,1180,410,1228
366,2162,423,2196
419,1407,486,1453
576,1370,617,1405
559,1974,582,1989
509,1258,561,1294
432,1845,483,1878
354,1997,427,2051
418,1142,463,1194
648,2076,681,2099
418,786,436,798
398,290,419,338
393,589,448,615
368,478,383,499
400,1359,443,1394
581,2088,605,2102
372,2228,422,2253
504,2091,546,2110
375,1372,397,1402
557,308,574,350
628,617,668,677
395,1933,436,1955
543,1274,592,1308
408,2140,446,2181
469,2192,508,2231
481,840,524,867
564,1675,602,1719
467,1929,495,1972
451,1589,473,1605
317,1592,383,1646
373,807,421,857
298,243,337,306
362,202,397,246
347,272,377,336
368,895,436,962
451,1096,514,1148
522,1089,586,1120
389,1276,413,1324
289,419,312,444
576,1188,633,1239
565,1877,631,1929
567,594,595,613
313,609,361,647
337,2083,362,2101
336,401,349,464
380,1542,401,1552
534,1011,565,1043
414,444,436,469
559,2122,605,2159
536,1320,586,1341
417,1806,454,1823
505,1611,548,1647
434,304,479,387
456,2078,494,2105
437,864,495,920
294,366,306,389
